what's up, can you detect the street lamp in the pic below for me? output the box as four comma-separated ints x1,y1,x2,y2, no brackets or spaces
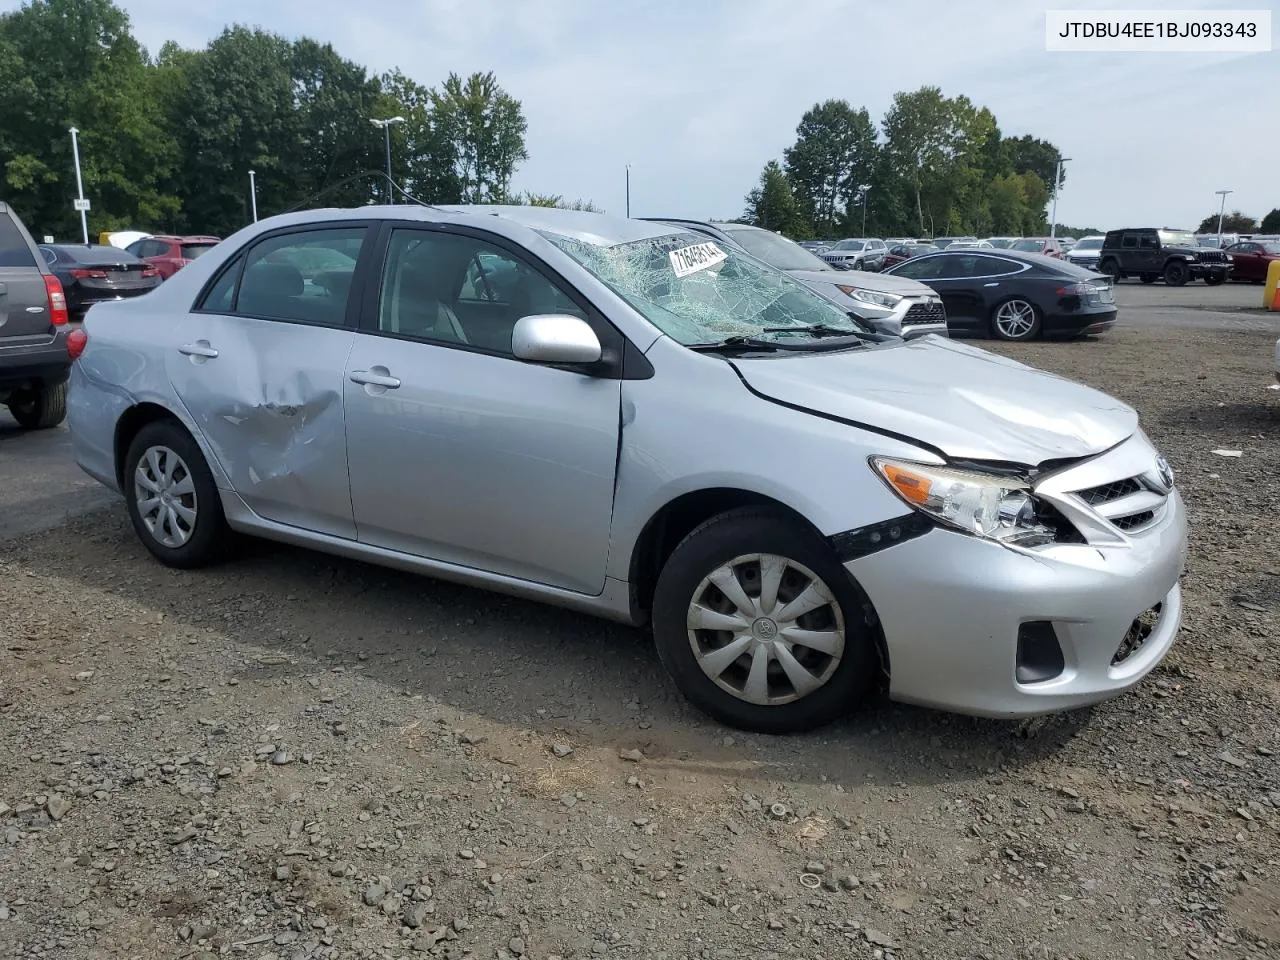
1049,157,1071,239
248,169,258,223
370,116,406,202
625,164,631,218
858,184,872,236
68,126,89,244
1214,189,1233,242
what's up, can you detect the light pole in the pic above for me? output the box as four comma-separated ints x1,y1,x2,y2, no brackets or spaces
370,116,406,202
1049,156,1071,239
858,184,872,236
248,169,258,223
1214,189,1233,242
68,126,89,244
625,164,631,218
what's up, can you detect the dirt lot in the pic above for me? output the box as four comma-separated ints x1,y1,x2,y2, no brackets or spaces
1,288,1278,960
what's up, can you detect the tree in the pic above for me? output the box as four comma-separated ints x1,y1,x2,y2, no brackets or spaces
0,0,179,237
783,100,877,236
742,161,807,236
1194,210,1258,234
430,71,528,203
516,192,601,211
378,69,459,204
1260,208,1280,234
1002,134,1065,191
881,87,965,236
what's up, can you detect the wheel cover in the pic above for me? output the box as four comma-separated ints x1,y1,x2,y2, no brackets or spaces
134,445,198,548
686,553,846,706
994,300,1036,338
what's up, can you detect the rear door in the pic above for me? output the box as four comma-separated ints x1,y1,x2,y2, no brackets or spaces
0,207,53,344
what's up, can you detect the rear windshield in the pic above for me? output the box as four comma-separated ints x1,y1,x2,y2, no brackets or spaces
1072,237,1103,251
0,213,38,268
1012,238,1047,252
182,243,217,259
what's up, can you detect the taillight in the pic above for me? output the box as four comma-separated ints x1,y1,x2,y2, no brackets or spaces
142,267,159,278
1056,282,1096,297
70,268,108,279
67,328,88,360
44,275,69,325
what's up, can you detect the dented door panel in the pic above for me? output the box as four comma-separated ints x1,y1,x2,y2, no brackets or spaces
166,314,357,538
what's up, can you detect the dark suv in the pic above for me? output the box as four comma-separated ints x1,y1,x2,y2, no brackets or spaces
1098,227,1232,287
0,202,72,429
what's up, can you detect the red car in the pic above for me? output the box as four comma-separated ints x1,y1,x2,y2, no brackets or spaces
125,235,221,279
1224,240,1280,282
1011,237,1066,258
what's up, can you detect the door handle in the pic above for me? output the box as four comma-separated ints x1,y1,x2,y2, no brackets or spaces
179,340,219,359
983,282,999,287
349,368,401,389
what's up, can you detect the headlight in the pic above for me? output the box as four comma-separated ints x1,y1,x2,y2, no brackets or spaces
837,285,902,309
872,458,1056,546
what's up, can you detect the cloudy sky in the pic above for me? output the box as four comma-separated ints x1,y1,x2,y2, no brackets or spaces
103,0,1277,231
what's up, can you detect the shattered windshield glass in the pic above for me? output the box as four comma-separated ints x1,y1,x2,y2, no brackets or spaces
543,231,864,346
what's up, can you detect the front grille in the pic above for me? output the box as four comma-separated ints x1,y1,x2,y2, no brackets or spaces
1112,510,1155,531
1113,604,1161,665
902,300,945,326
1197,250,1228,263
1072,256,1100,268
1077,477,1141,505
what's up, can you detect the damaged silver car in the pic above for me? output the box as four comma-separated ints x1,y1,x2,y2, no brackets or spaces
68,205,1188,733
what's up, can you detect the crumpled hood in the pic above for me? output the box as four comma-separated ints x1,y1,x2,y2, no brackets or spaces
787,269,933,297
732,337,1137,465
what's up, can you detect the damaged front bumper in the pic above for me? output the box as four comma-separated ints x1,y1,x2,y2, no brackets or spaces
843,489,1188,718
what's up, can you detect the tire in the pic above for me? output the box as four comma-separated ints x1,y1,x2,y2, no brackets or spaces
1140,274,1157,284
7,380,67,430
123,419,232,568
651,508,878,734
1100,259,1122,282
1163,261,1189,286
1204,272,1225,286
989,298,1042,341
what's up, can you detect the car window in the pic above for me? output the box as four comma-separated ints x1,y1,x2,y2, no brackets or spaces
890,255,948,280
0,213,38,268
182,243,217,260
201,255,242,312
39,247,58,264
1139,235,1158,250
126,240,146,257
1121,234,1138,249
379,229,584,355
202,226,367,325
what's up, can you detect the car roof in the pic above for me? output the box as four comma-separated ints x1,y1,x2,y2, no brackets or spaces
438,205,686,246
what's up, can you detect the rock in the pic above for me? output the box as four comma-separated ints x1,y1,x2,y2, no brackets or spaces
839,874,861,890
509,937,526,955
404,902,429,929
0,802,9,818
865,928,897,948
551,744,573,758
767,918,784,930
274,931,299,945
328,863,348,877
1219,751,1249,769
458,849,475,860
275,866,291,881
592,943,608,955
1066,799,1087,814
1059,786,1080,799
618,748,644,762
452,917,470,933
363,884,386,907
45,796,71,822
271,750,294,766
804,860,826,875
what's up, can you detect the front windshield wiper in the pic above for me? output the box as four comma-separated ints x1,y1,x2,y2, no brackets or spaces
762,323,863,339
688,336,784,354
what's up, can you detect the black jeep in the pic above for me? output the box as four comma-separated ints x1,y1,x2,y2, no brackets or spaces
1097,227,1232,287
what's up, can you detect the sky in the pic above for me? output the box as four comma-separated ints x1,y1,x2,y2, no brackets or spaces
62,0,1280,230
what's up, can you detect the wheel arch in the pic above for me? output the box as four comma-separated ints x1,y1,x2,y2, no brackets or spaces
113,402,188,489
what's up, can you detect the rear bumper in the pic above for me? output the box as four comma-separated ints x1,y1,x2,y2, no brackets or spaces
0,329,70,391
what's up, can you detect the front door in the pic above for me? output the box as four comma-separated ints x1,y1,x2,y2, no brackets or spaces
166,224,372,539
343,225,622,595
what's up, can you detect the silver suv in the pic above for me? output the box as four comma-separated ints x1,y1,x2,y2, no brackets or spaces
68,205,1188,732
1,201,72,428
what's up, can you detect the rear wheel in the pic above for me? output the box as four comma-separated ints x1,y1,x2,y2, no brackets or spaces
124,419,232,568
7,380,67,430
1163,261,1189,286
990,298,1042,341
652,509,878,733
1100,259,1122,282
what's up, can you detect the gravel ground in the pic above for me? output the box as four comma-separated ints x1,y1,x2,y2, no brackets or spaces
1,311,1278,960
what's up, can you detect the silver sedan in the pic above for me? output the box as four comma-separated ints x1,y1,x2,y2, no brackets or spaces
68,205,1188,732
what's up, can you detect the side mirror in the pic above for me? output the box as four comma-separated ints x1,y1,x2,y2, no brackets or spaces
511,314,602,365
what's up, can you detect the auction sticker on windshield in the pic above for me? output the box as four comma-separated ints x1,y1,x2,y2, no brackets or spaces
669,241,727,278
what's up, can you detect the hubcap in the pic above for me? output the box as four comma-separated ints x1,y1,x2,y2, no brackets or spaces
995,300,1036,338
687,553,846,706
134,445,198,548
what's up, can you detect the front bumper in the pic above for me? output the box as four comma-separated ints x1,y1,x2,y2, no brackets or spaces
1189,262,1231,278
850,295,948,339
845,489,1188,718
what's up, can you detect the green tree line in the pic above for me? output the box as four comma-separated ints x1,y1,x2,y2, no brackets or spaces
1194,210,1280,234
743,90,1074,240
0,0,532,240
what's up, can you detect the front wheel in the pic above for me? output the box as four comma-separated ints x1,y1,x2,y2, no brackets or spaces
1100,259,1122,282
990,298,1042,341
1163,261,1189,286
7,380,67,429
651,509,878,733
124,419,233,568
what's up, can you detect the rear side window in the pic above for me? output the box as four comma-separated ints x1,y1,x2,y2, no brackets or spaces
182,243,216,260
0,213,38,268
1139,234,1158,250
1121,234,1138,249
198,226,367,327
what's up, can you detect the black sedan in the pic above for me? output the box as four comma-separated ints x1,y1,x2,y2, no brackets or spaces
883,249,1115,341
38,244,161,320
